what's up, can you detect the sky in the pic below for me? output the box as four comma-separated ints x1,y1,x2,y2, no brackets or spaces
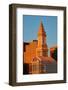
23,15,57,48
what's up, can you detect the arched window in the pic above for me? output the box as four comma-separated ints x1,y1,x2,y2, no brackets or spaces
40,62,47,73
32,61,40,74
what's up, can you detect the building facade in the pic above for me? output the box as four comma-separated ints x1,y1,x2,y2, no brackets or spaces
50,46,57,57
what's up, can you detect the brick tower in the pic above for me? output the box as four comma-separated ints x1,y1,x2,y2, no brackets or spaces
36,21,48,57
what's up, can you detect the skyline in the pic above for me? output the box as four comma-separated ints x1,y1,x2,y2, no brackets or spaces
23,15,57,48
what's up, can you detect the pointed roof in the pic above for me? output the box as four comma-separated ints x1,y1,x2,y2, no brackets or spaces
37,56,56,63
32,56,56,64
38,21,46,36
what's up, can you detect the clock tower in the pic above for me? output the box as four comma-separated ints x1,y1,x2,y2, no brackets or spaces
36,21,48,57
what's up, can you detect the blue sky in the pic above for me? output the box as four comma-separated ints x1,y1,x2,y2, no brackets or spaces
23,15,57,48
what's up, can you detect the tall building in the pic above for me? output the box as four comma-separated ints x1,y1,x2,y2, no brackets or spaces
23,21,57,74
36,21,48,57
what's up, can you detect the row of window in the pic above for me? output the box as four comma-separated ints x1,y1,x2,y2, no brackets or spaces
31,64,46,73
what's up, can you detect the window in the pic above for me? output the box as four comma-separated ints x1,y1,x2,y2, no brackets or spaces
32,63,40,73
40,62,47,73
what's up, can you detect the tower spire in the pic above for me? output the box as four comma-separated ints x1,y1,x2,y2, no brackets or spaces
38,21,46,36
36,21,48,57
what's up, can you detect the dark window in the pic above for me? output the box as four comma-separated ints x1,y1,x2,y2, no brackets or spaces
23,63,29,74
